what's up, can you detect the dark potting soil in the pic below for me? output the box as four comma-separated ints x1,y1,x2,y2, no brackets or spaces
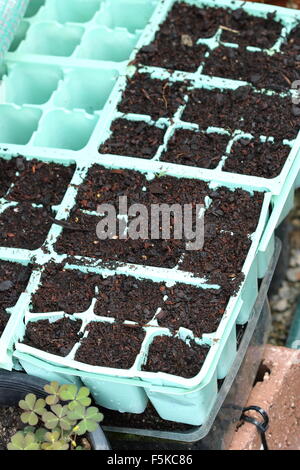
223,138,291,179
220,9,282,49
142,335,209,379
282,25,300,54
77,165,209,212
203,46,299,92
55,176,261,279
0,312,9,337
205,188,264,235
135,38,207,73
94,276,166,324
156,285,229,337
75,322,146,369
160,129,229,168
54,209,185,268
0,260,31,316
180,231,251,282
151,3,229,42
117,72,187,120
23,317,82,356
0,203,54,250
0,158,17,198
98,119,165,159
0,406,22,450
76,165,147,211
30,264,100,314
182,86,300,140
6,158,75,206
135,3,281,73
141,175,208,206
0,156,74,205
55,174,209,268
102,402,194,432
181,86,249,130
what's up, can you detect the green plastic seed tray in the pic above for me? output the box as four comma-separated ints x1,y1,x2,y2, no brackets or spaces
0,0,298,426
0,150,272,426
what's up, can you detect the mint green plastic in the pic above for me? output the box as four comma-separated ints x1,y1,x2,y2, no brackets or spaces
0,0,299,425
0,163,271,428
0,0,29,60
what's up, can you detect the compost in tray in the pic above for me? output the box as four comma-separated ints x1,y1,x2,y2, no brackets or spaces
156,285,229,337
203,46,300,92
75,322,146,369
224,138,291,179
30,264,101,314
0,157,75,205
99,118,165,159
55,168,263,279
142,335,210,378
160,129,229,168
23,317,82,357
118,72,187,119
0,261,31,337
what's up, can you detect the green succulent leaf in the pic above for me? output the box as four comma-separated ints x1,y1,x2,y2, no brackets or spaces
44,381,62,405
7,432,40,451
43,404,74,431
19,394,46,426
68,406,103,436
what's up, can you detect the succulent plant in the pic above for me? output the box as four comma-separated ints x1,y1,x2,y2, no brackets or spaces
7,382,104,451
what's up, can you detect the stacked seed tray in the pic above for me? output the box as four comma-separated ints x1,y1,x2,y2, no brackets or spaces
0,0,299,426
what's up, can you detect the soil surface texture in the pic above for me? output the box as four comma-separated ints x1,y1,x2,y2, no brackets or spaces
117,72,187,120
0,261,31,335
203,46,299,92
75,322,146,369
0,204,54,250
224,138,291,178
182,86,300,140
0,261,31,313
30,264,99,314
157,285,229,337
134,3,282,73
94,276,166,324
76,165,147,211
282,25,300,54
161,128,229,168
142,335,209,379
23,317,82,356
0,156,74,205
0,406,22,450
99,119,165,159
220,9,281,48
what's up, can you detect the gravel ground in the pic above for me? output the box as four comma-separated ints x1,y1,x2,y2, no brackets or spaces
269,190,300,346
